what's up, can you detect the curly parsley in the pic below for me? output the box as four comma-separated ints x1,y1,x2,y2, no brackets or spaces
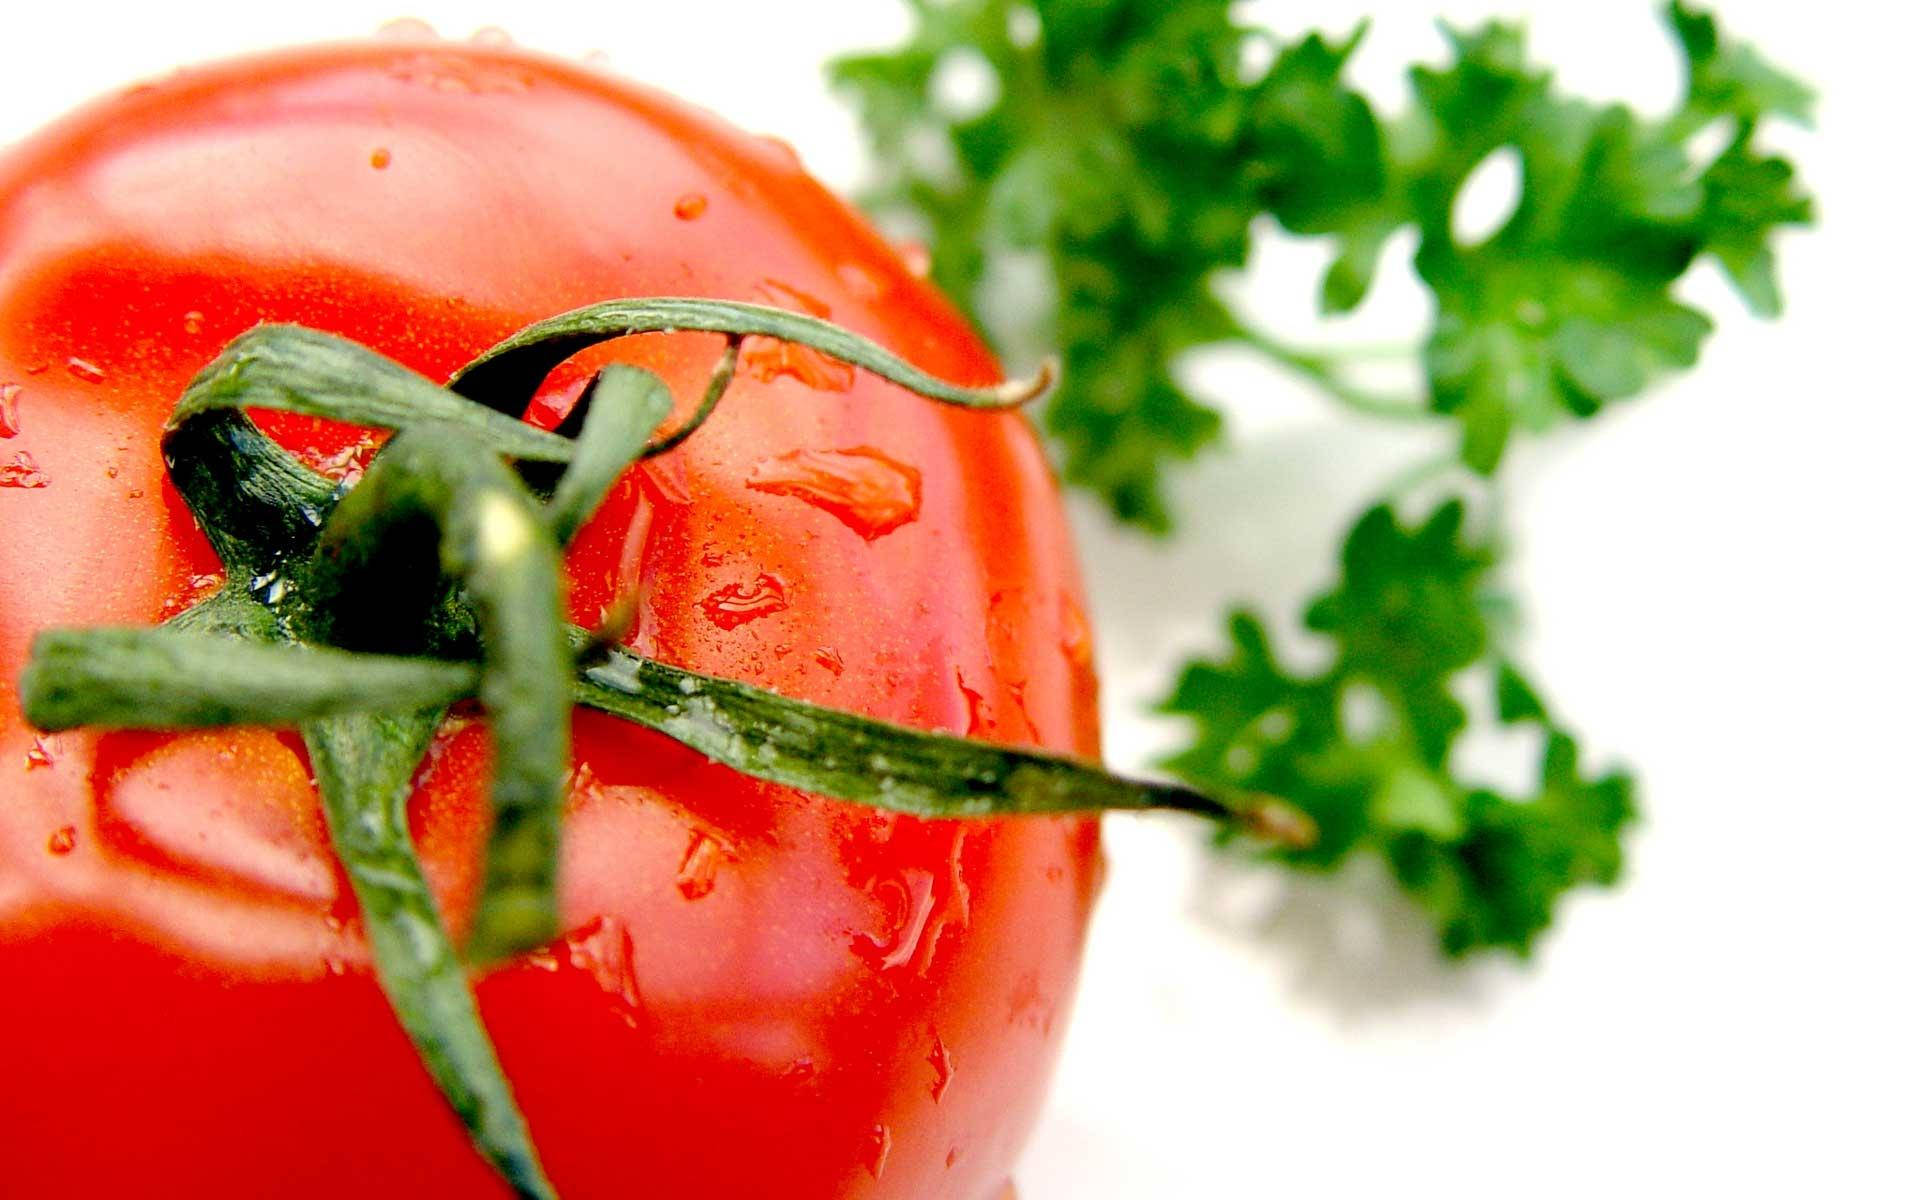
834,1,1810,955
1158,502,1634,955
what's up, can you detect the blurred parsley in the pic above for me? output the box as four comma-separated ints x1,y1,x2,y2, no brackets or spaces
833,2,1810,956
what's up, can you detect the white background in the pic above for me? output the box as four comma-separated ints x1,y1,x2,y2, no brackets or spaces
5,3,1915,1196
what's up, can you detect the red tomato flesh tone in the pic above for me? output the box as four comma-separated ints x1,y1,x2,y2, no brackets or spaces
0,37,1101,1199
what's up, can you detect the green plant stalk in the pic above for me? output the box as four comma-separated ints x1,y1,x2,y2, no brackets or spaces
306,426,573,964
21,627,1312,845
449,296,1053,410
306,709,559,1200
540,363,674,543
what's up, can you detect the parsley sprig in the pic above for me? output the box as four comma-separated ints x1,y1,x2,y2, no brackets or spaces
835,2,1812,955
1158,502,1634,955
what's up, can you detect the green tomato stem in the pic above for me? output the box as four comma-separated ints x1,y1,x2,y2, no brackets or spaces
541,364,674,544
306,708,556,1200
11,300,1291,1200
307,425,572,964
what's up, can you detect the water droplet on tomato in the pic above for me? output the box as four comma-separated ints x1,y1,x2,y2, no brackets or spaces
746,447,921,540
47,826,76,856
1007,680,1037,737
864,1125,892,1180
559,916,644,1023
369,147,392,170
700,574,787,630
741,280,854,391
65,357,105,384
675,830,723,900
24,739,54,770
0,383,21,438
1,451,49,489
928,1031,955,1101
376,16,438,38
955,669,988,736
583,48,613,69
469,24,514,45
673,192,708,220
758,279,830,317
856,868,938,971
783,1056,816,1082
814,646,844,676
741,340,854,392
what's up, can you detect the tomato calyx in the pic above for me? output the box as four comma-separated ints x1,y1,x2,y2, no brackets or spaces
17,300,1311,1198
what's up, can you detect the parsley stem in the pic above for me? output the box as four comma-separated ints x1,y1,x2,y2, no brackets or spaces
1284,339,1420,363
1231,321,1431,421
1379,452,1472,501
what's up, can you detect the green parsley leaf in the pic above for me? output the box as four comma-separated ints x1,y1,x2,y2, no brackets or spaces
1694,133,1815,317
835,0,1297,528
1666,0,1815,128
1159,500,1635,957
835,1,1813,515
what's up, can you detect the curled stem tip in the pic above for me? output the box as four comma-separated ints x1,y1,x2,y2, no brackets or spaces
991,354,1058,407
641,335,740,459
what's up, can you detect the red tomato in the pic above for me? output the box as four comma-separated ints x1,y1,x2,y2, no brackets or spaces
0,36,1101,1199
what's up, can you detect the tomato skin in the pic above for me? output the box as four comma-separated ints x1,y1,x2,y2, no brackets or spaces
0,39,1100,1200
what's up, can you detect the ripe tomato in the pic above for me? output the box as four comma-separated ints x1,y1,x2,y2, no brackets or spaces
0,35,1101,1199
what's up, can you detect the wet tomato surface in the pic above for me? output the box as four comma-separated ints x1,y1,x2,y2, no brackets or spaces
0,35,1101,1199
